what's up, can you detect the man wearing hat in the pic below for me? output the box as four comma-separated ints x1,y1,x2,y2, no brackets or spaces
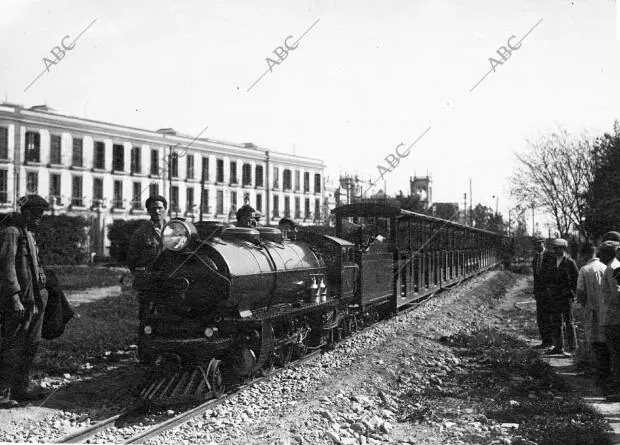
532,237,553,349
542,238,578,355
599,238,620,398
128,195,168,363
235,202,257,228
0,195,50,408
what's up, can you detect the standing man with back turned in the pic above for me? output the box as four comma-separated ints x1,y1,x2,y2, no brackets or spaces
0,195,50,408
128,195,167,363
532,237,552,349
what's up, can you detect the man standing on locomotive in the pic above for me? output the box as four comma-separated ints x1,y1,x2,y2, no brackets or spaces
542,238,578,356
0,195,50,408
532,237,552,349
235,202,257,228
128,195,167,362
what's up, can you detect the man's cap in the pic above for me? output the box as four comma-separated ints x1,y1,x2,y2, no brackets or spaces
535,237,546,243
600,240,620,249
603,231,620,242
17,195,50,210
550,238,568,248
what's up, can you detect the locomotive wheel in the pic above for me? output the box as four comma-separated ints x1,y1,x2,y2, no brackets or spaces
207,359,225,398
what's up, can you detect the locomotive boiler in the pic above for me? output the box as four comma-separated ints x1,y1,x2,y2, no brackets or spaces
139,219,358,402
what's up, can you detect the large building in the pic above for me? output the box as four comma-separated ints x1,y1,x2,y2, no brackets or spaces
0,103,325,254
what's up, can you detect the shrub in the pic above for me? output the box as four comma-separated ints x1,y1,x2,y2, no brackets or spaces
108,219,148,264
37,214,92,265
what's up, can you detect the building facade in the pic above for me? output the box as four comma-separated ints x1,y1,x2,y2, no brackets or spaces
0,104,325,255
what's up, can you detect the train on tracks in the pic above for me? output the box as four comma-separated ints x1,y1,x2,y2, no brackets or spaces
137,202,508,404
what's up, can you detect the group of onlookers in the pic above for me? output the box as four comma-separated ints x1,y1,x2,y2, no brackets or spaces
532,231,620,400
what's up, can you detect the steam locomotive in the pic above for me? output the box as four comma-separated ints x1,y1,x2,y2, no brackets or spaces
137,202,507,404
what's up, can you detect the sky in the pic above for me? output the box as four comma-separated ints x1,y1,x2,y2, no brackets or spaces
1,0,618,228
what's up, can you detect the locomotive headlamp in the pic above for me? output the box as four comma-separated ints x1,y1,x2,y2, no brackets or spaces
162,219,197,251
204,327,214,338
144,326,153,335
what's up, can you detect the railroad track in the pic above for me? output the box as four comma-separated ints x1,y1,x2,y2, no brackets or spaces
55,268,493,444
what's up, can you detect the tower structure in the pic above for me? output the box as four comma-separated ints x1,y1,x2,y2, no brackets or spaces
409,174,433,210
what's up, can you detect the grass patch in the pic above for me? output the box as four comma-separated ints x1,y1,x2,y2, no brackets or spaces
46,265,129,290
35,292,139,376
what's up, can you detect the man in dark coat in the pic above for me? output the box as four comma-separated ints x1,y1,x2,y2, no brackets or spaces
128,195,167,363
543,238,578,355
0,195,50,408
532,237,552,349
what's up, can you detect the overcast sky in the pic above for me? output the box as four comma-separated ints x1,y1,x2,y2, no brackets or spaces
1,0,618,223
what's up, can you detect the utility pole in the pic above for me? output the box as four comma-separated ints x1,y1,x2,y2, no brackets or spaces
200,162,206,222
469,178,473,226
463,193,468,225
531,201,535,236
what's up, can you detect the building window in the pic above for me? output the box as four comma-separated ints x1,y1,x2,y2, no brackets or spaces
283,169,292,191
149,183,159,197
273,168,279,189
273,195,279,217
305,198,310,219
25,132,40,163
0,127,8,159
230,161,238,184
314,174,321,193
170,153,179,178
93,178,103,201
255,165,264,187
216,190,224,214
201,189,209,214
186,187,194,212
242,164,252,186
72,176,83,206
113,180,123,208
0,169,7,203
294,197,300,219
284,196,290,218
201,157,209,181
132,182,142,210
304,172,310,193
186,155,194,179
231,191,237,211
131,146,141,174
50,135,62,165
49,173,61,205
315,198,321,221
171,186,179,212
113,144,125,172
94,141,106,169
256,193,262,212
26,171,38,194
294,170,300,191
216,159,224,182
150,149,159,175
72,138,83,167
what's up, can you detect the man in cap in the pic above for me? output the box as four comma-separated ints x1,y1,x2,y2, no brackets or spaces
576,243,608,381
532,237,553,349
128,195,167,363
542,238,578,355
235,202,256,228
599,237,620,398
0,195,50,407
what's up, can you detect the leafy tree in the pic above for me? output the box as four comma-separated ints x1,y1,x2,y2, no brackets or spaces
395,190,426,213
510,127,595,238
583,121,620,240
433,202,459,221
472,204,506,233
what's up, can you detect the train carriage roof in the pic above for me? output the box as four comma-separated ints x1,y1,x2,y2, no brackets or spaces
331,202,504,238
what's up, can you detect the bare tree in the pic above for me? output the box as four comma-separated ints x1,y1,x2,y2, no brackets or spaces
510,128,595,238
